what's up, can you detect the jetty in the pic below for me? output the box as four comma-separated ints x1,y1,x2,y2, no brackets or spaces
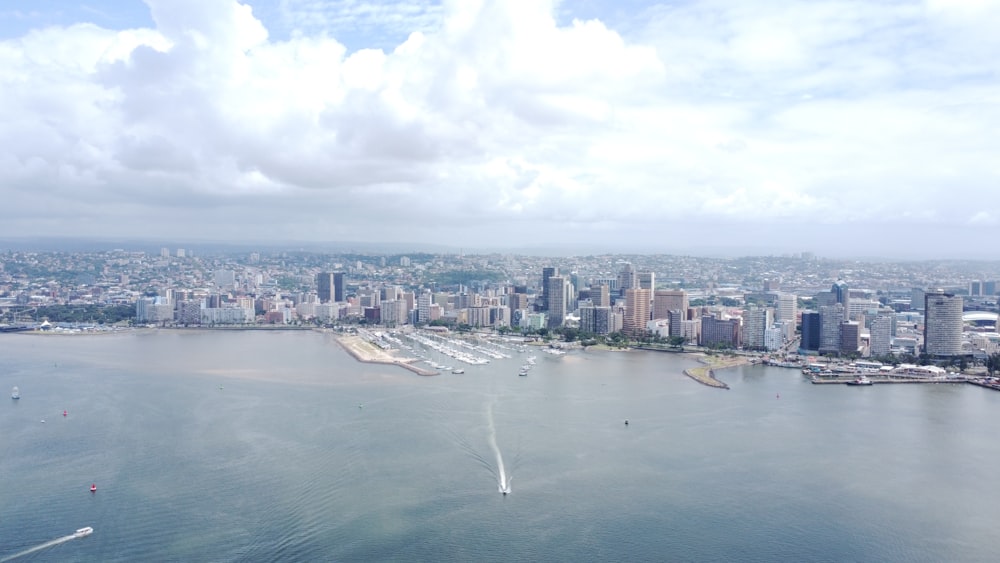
335,334,438,376
682,354,748,389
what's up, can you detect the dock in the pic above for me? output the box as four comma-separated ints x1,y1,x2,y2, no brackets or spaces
809,375,987,387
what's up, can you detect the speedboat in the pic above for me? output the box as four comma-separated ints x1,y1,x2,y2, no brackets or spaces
518,369,528,376
11,386,19,400
847,376,873,386
74,527,94,538
451,368,465,374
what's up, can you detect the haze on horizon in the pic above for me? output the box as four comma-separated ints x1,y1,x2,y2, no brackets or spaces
1,0,998,260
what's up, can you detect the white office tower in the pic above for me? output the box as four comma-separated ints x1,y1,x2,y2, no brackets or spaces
819,304,845,354
923,291,963,357
776,293,797,323
869,315,893,357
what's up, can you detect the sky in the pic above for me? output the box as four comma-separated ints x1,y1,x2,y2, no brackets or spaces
1,0,998,258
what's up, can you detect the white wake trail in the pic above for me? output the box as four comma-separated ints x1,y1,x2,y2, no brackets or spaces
487,401,510,494
1,534,77,562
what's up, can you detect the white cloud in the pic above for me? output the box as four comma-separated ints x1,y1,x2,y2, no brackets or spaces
0,0,998,255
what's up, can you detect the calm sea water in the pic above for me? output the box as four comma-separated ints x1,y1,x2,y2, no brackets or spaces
2,330,1000,562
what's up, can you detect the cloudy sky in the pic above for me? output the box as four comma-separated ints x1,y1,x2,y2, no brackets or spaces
1,0,998,257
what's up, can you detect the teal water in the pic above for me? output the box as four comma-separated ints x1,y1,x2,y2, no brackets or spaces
2,330,1000,562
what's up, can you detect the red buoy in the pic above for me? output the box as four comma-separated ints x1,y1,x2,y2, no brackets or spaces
90,484,97,492
63,410,68,417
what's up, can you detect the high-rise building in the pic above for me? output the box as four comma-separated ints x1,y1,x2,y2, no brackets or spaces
911,288,925,311
970,281,983,297
742,307,773,350
832,281,848,304
591,284,611,308
764,327,783,351
541,267,559,311
870,315,892,357
618,263,636,294
316,273,334,303
653,289,688,320
417,292,432,324
546,275,568,328
984,281,997,296
333,272,345,302
819,304,845,354
580,306,613,335
700,315,741,348
924,291,963,357
776,293,797,323
839,321,861,355
667,309,685,339
624,288,651,338
638,272,655,291
800,311,821,352
592,276,618,293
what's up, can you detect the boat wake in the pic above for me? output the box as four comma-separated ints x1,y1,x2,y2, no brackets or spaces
449,398,519,495
487,401,511,495
1,533,82,562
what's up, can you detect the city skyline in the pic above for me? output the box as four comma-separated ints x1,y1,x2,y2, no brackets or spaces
2,1,998,258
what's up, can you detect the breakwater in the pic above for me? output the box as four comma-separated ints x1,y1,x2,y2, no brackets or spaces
682,354,744,389
334,334,438,376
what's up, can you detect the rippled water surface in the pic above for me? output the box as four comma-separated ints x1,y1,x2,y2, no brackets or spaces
2,330,1000,562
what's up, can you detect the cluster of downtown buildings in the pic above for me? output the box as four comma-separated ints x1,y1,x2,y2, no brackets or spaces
3,246,999,361
133,260,1000,362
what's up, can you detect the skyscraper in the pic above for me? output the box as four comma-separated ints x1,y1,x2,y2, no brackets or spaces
546,275,568,328
624,288,651,338
637,272,655,291
839,321,861,356
870,315,892,357
800,311,821,352
541,267,559,311
924,291,963,357
333,272,345,302
776,293,797,323
618,262,636,294
592,284,611,308
970,281,982,297
653,289,688,320
700,315,740,348
819,303,845,354
316,272,334,303
911,288,925,311
742,307,773,350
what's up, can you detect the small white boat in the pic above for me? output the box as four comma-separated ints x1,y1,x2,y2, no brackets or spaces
451,368,465,374
74,526,94,538
11,386,19,399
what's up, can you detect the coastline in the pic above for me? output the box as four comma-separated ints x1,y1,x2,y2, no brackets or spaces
683,354,750,389
333,333,438,376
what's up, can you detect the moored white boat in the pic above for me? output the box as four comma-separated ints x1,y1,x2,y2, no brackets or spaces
11,386,19,399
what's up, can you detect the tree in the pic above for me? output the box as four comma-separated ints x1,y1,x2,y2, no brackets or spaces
986,352,1000,376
